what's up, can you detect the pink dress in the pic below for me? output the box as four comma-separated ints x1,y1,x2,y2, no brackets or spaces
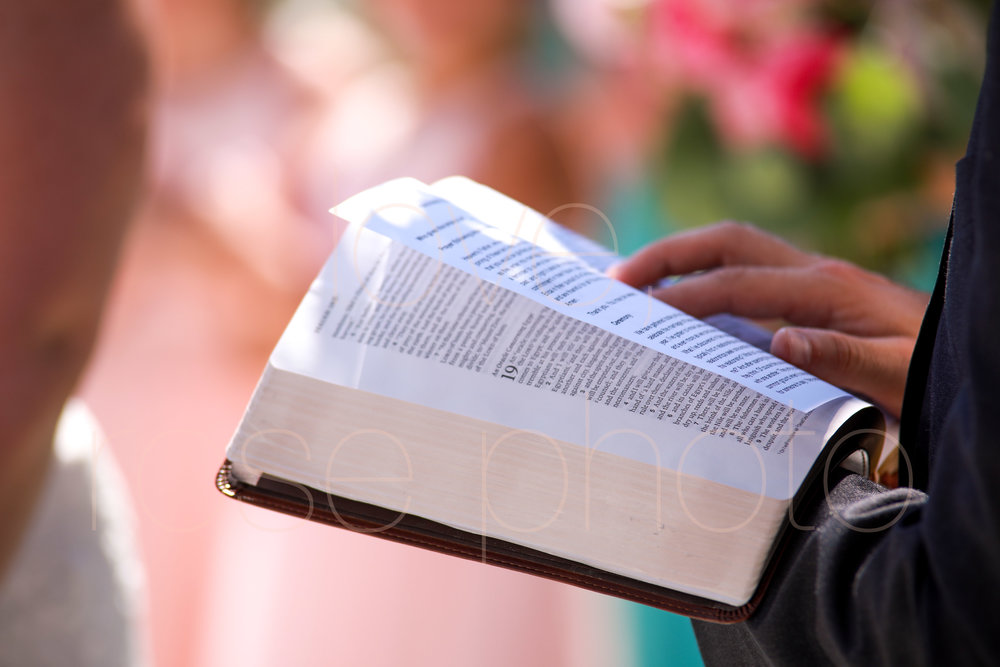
83,46,630,667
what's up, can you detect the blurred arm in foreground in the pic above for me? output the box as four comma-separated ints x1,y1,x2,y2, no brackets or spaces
0,0,148,578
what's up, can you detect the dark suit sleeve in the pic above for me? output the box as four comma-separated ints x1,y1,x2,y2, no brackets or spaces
698,370,1000,665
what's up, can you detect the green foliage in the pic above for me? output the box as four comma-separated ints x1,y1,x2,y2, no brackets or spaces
657,19,984,289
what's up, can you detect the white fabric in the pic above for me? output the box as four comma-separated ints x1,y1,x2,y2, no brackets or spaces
0,401,148,667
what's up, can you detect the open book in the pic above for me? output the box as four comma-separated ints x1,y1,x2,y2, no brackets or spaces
217,177,883,622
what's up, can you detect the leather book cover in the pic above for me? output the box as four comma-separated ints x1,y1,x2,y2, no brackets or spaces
216,459,783,623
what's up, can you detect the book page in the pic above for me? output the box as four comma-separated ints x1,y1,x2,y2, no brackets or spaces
433,177,778,350
333,179,845,412
268,219,858,499
431,176,619,272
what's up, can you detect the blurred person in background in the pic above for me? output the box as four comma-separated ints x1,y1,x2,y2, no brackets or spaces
82,0,625,665
0,0,149,664
296,0,585,232
82,1,329,658
547,0,678,254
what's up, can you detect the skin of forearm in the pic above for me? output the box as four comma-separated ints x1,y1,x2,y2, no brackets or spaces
0,0,148,577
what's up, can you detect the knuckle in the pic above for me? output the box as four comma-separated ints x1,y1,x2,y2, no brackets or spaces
714,221,765,264
715,265,753,283
827,334,861,372
715,220,757,239
712,266,752,311
814,258,860,281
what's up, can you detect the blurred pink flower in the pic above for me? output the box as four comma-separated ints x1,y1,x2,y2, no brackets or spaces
650,0,843,158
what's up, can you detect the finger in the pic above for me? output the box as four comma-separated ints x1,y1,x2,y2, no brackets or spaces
608,222,813,288
771,328,913,418
649,266,844,326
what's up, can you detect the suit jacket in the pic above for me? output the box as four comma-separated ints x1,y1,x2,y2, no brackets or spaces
694,7,1000,665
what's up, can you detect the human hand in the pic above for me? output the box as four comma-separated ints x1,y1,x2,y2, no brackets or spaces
608,222,929,418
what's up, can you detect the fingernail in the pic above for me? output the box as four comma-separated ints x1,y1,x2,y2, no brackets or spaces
776,329,811,366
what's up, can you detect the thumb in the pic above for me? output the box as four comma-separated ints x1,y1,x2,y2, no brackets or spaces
770,327,910,418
